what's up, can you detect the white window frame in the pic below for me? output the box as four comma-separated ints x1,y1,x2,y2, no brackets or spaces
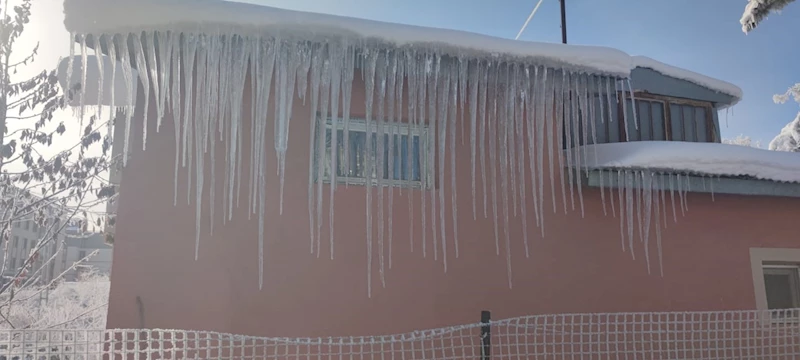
317,117,432,189
750,248,800,323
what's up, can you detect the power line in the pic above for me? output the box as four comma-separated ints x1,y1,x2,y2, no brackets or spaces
515,0,546,40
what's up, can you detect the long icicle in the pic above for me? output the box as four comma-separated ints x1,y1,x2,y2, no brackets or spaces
468,60,479,220
449,62,460,259
364,48,378,297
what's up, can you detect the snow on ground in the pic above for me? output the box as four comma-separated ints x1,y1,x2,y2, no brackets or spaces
580,141,800,183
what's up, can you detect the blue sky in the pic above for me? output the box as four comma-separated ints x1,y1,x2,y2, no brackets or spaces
246,0,800,147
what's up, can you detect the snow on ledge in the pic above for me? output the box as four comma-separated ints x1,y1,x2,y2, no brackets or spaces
62,0,631,76
631,56,743,107
579,141,800,184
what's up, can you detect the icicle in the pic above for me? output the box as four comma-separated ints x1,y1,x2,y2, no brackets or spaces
555,71,568,214
94,35,105,121
167,32,181,206
669,173,677,223
710,176,716,202
181,33,198,184
118,34,136,168
405,51,417,253
599,169,607,216
468,60,479,220
103,35,117,121
458,58,468,145
627,79,639,130
642,172,653,274
524,66,541,230
386,49,398,268
562,72,576,212
507,64,518,218
307,42,323,254
618,170,626,252
543,69,557,218
156,31,173,133
316,44,331,258
329,44,343,260
364,48,378,298
132,34,151,151
79,34,88,123
654,174,664,277
192,35,209,261
609,170,616,218
677,174,686,217
66,32,76,103
635,171,644,245
498,63,513,289
448,62,459,259
435,58,450,271
625,171,635,260
619,80,629,141
342,45,356,186
536,67,549,233
428,53,440,262
514,68,529,257
571,73,585,217
479,62,489,219
394,50,406,260
276,41,300,215
418,52,429,259
375,49,387,284
488,62,500,256
144,32,163,132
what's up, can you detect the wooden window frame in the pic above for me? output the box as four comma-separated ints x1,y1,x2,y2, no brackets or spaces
617,91,716,143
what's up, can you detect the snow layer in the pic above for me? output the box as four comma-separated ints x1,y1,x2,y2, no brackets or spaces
631,56,742,107
62,0,631,76
581,141,800,183
64,0,739,98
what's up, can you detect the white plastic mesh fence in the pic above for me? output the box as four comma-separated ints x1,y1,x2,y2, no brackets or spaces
1,309,798,359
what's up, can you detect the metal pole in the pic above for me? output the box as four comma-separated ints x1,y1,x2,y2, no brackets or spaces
560,0,568,44
480,310,491,360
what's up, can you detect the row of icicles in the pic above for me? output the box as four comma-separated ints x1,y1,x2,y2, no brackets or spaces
66,31,716,296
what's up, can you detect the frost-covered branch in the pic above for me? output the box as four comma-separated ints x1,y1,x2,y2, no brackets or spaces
722,135,762,148
741,0,797,33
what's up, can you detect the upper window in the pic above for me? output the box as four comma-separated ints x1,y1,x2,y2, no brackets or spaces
315,118,431,188
624,94,714,143
574,92,716,147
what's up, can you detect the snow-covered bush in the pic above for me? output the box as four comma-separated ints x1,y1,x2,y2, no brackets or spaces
0,272,109,330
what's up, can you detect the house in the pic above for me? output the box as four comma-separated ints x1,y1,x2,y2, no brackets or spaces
61,0,800,343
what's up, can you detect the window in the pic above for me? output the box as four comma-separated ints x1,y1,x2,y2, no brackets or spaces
750,248,800,322
79,250,87,259
314,118,430,188
22,239,28,251
12,236,18,248
564,92,716,147
763,265,800,311
9,258,16,269
622,94,714,143
24,220,30,231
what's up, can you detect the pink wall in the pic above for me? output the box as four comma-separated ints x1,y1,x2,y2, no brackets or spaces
107,73,800,338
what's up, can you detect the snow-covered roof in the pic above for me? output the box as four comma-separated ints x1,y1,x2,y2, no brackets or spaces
63,0,740,102
631,56,742,107
579,141,800,184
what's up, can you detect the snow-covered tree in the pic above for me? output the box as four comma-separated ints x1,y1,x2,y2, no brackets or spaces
722,135,763,148
740,0,796,33
0,0,117,329
739,1,800,152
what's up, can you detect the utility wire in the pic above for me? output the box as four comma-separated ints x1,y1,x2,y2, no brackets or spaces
515,0,546,40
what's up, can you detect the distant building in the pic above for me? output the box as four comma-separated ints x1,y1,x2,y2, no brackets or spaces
60,232,113,281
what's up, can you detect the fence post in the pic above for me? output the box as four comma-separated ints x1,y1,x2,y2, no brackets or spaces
480,310,491,360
